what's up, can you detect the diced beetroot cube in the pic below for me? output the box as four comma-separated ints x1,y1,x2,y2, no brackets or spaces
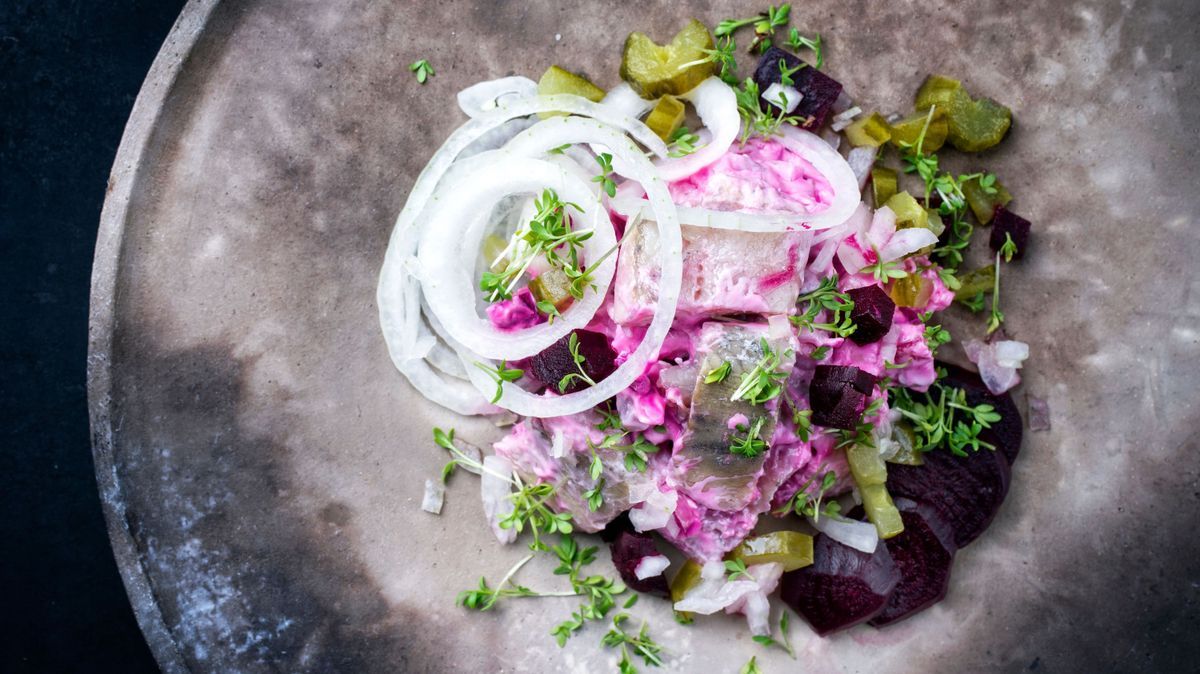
528,330,617,394
812,365,875,395
609,530,670,597
752,46,843,130
846,285,895,345
989,207,1031,260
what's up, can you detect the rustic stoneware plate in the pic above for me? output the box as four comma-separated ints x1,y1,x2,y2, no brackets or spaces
89,1,1199,671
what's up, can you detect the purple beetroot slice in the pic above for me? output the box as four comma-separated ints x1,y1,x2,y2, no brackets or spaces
868,498,957,627
989,207,1031,260
609,530,670,597
846,285,896,345
938,361,1023,466
780,532,900,636
528,329,617,394
752,46,843,129
887,441,1011,549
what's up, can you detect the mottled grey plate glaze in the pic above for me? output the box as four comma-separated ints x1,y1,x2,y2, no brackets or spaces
88,1,1200,672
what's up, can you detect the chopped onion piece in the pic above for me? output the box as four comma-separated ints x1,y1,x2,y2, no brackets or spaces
629,487,678,532
673,561,760,614
481,455,517,544
1028,396,1051,432
724,563,784,636
808,514,879,553
457,76,538,117
634,554,671,580
762,82,801,113
421,478,445,514
845,146,876,190
833,105,863,123
550,429,568,459
965,339,1028,394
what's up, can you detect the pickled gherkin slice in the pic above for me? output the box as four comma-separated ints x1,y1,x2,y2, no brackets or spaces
963,175,1013,224
871,167,898,209
889,109,949,153
884,191,929,231
644,95,686,142
847,443,887,486
860,483,904,539
537,65,606,119
946,93,1011,153
620,19,716,98
528,268,573,312
728,531,815,572
886,423,924,466
954,264,996,301
888,273,931,308
914,74,962,111
844,112,891,148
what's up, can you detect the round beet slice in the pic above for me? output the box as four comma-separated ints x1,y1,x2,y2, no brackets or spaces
868,498,957,627
780,534,900,636
937,361,1023,466
609,530,670,597
887,443,1011,549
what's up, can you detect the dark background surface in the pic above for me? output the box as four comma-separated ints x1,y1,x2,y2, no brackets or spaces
1,1,187,671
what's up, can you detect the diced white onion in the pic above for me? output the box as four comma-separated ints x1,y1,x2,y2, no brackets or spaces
965,339,1028,394
762,82,801,114
845,146,876,190
808,514,879,553
421,478,445,514
833,105,863,123
628,487,677,532
634,554,671,580
600,82,654,119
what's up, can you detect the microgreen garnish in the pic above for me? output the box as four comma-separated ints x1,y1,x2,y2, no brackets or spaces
583,479,605,512
774,468,839,520
679,35,739,85
667,126,703,157
735,78,802,144
547,536,628,647
987,250,1004,334
891,385,1002,457
724,558,753,581
752,610,797,658
537,300,562,323
751,4,792,53
547,143,572,155
791,407,812,442
730,339,791,405
809,345,830,360
791,276,856,337
499,474,574,551
862,247,910,283
435,427,466,481
475,360,524,403
458,554,548,610
594,152,618,198
777,58,804,87
785,29,823,68
1000,232,1019,263
595,404,624,432
921,314,952,356
740,655,763,674
602,613,664,672
590,432,661,473
558,332,598,393
704,361,732,384
409,59,435,84
481,188,590,302
961,292,986,313
729,417,768,458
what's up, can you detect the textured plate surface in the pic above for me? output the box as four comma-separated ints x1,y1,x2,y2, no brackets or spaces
89,1,1200,672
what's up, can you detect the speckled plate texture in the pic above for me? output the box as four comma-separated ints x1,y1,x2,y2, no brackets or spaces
88,1,1199,672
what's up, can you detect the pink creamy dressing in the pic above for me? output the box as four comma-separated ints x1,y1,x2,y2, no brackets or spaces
485,139,951,560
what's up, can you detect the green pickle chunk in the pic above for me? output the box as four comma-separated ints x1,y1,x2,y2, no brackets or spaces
620,19,716,98
644,95,686,142
947,94,1011,152
962,176,1013,224
871,167,898,209
888,273,931,308
728,531,814,572
954,264,996,301
528,268,574,312
847,443,904,539
844,112,891,148
537,65,605,118
889,109,949,153
884,191,929,231
914,74,963,111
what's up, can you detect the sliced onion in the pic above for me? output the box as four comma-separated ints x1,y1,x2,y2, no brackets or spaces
846,146,875,190
879,227,939,261
654,78,739,182
457,116,683,418
457,76,538,118
600,82,653,119
807,514,879,553
378,94,671,416
482,455,517,544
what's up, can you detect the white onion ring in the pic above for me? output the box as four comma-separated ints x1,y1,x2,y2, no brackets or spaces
378,94,672,414
457,76,538,118
458,116,683,417
808,514,879,553
600,82,653,119
654,78,739,181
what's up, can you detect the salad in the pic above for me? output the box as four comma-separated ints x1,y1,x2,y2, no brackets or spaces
379,7,1033,671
